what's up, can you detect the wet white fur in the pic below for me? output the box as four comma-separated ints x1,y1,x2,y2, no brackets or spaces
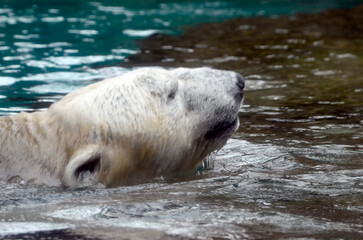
0,67,243,187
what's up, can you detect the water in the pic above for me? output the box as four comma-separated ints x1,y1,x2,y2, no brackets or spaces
1,0,363,239
0,140,362,239
1,0,363,115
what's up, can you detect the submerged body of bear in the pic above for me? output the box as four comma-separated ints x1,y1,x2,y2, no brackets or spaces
0,67,244,187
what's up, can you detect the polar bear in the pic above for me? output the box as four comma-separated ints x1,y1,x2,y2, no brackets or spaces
0,67,244,188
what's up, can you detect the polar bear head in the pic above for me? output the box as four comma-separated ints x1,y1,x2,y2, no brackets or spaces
56,67,244,187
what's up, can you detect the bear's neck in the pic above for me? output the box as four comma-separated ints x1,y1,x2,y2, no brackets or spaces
0,111,66,185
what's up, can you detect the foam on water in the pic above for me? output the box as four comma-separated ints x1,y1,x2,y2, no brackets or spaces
0,222,70,236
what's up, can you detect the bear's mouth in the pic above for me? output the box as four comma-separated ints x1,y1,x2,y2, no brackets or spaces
204,117,239,140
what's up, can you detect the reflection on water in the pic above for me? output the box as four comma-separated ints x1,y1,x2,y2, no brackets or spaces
1,0,362,114
1,1,363,239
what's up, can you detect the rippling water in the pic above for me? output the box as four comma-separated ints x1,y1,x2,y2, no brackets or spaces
1,0,362,115
1,1,363,239
1,138,362,239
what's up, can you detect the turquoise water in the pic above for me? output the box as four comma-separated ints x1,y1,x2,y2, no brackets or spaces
1,0,363,115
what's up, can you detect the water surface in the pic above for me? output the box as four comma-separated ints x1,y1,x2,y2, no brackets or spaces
1,0,362,114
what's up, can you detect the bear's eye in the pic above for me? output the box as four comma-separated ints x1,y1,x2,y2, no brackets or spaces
167,91,176,100
166,78,178,102
167,85,178,101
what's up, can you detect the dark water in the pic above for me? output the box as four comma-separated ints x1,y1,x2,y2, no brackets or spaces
1,1,363,239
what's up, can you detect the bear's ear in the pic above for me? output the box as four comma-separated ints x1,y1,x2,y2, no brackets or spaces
63,145,101,188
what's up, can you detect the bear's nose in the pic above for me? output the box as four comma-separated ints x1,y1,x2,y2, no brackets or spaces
236,73,245,90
